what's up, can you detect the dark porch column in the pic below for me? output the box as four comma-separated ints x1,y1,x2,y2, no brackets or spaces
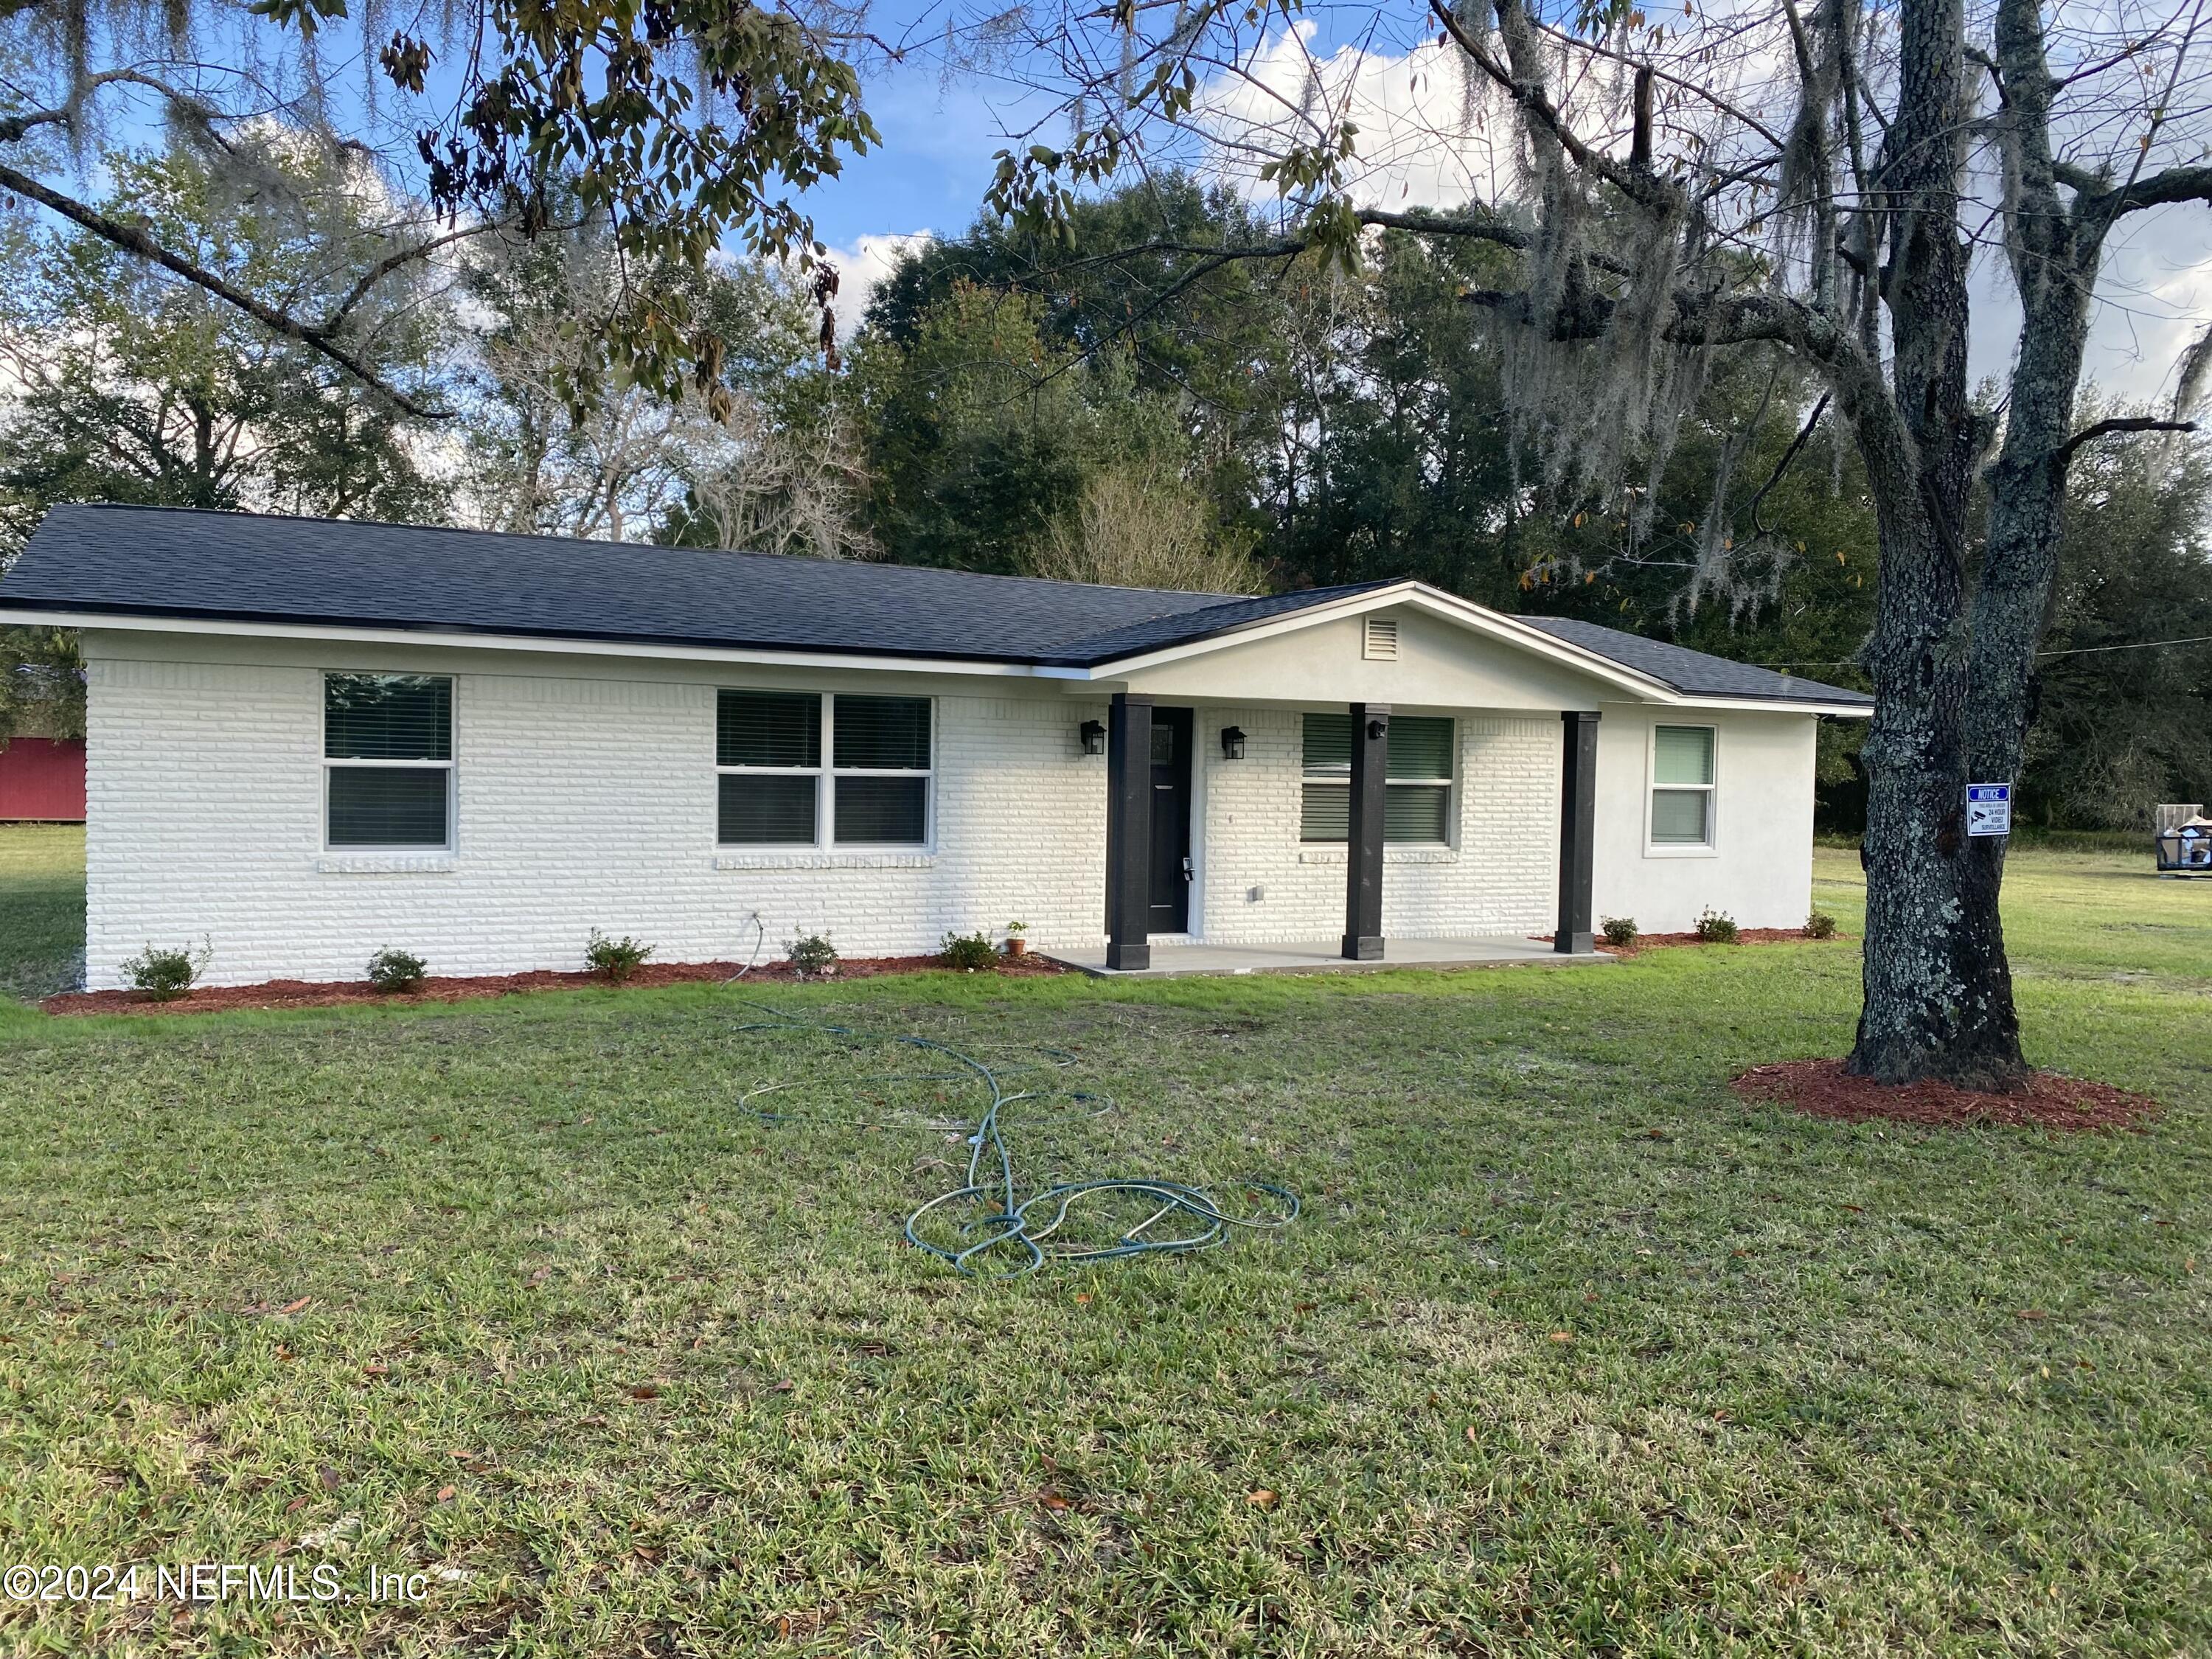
1105,692,1154,971
1555,710,1601,954
1342,702,1388,961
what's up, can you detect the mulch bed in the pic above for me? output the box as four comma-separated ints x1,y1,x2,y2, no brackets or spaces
1537,928,1851,953
1604,927,1846,954
1732,1057,2158,1132
40,952,1065,1017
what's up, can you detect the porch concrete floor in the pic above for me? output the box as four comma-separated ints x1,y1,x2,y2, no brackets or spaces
1041,935,1610,978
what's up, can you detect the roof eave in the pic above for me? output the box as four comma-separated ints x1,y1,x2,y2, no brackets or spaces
0,604,1066,678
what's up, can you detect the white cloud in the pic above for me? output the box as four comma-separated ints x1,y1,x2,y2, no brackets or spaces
1194,23,1517,213
824,230,935,339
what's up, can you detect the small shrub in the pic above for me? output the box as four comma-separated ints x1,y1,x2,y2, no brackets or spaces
785,932,838,978
940,930,1001,972
1804,909,1838,940
585,928,655,982
366,947,428,993
122,937,212,1001
1694,907,1739,944
1600,916,1638,948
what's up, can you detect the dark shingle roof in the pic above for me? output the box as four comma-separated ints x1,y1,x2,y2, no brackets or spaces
1518,615,1870,707
0,505,1869,704
0,504,1385,667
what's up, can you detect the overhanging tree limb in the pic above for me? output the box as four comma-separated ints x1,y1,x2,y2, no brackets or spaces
2087,161,2212,216
0,162,448,418
2051,416,2198,465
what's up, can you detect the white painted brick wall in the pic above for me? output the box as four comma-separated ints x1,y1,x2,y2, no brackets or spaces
85,655,1111,989
1193,706,1558,943
80,642,1812,987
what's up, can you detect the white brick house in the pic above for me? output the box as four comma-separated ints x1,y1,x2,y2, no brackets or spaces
0,505,1870,989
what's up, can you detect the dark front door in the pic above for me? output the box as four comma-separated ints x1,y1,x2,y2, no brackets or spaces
1147,706,1194,933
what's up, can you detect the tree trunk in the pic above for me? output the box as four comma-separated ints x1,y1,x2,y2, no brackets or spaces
1938,0,2107,1091
1843,0,2028,1089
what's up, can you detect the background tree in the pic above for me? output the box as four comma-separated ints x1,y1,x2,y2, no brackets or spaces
1,0,876,411
0,141,448,549
0,138,445,739
0,627,81,745
456,221,730,543
2023,422,2212,827
974,0,2212,1088
1032,463,1265,591
848,282,1198,574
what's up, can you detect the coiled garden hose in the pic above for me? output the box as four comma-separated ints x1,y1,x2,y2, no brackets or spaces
728,998,1298,1278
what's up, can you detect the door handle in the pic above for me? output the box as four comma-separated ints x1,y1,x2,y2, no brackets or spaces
1180,855,1194,882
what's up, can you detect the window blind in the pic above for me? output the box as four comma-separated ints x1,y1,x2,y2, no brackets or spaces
1384,715,1453,781
833,696,930,770
1650,790,1711,844
834,777,927,843
718,690,821,768
328,769,450,847
719,774,818,844
1651,725,1716,845
1302,712,1352,773
1653,725,1714,785
1301,712,1453,844
325,675,451,760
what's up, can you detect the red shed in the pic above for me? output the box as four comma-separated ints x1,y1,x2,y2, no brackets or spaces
0,737,86,821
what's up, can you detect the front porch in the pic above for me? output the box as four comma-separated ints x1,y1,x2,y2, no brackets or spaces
1098,692,1602,973
1045,933,1610,978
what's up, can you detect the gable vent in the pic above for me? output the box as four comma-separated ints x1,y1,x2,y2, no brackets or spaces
1363,616,1400,661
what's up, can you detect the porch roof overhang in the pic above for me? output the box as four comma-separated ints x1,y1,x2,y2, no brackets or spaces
1029,581,1874,717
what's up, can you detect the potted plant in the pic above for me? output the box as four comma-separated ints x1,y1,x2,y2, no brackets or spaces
1005,920,1029,959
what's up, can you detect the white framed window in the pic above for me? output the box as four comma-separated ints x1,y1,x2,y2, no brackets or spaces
323,673,454,850
1299,712,1454,845
717,690,932,848
1649,723,1717,850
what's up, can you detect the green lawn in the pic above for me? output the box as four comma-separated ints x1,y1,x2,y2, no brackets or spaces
1,828,2208,1656
0,824,83,1001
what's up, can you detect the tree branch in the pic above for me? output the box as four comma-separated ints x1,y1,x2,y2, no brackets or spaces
2051,415,2197,465
1747,393,1831,535
2084,163,2212,218
1427,0,1683,215
0,163,448,418
1523,15,1787,150
320,218,501,333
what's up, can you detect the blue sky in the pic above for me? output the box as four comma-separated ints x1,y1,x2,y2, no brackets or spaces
795,40,1015,251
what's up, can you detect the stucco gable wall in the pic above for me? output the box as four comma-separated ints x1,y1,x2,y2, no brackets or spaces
1590,705,1818,934
1114,606,1631,709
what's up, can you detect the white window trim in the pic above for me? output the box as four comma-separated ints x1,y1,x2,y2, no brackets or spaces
321,672,456,855
716,691,934,852
1298,714,1455,848
1646,721,1719,858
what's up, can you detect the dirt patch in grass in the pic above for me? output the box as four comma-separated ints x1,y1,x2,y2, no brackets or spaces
40,953,1064,1016
1732,1057,2157,1131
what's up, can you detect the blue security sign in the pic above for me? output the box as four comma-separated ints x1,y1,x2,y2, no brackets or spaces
1966,783,2012,837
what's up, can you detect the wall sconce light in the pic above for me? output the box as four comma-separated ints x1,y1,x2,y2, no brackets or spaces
1366,716,1390,741
1079,719,1106,756
1220,725,1246,760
